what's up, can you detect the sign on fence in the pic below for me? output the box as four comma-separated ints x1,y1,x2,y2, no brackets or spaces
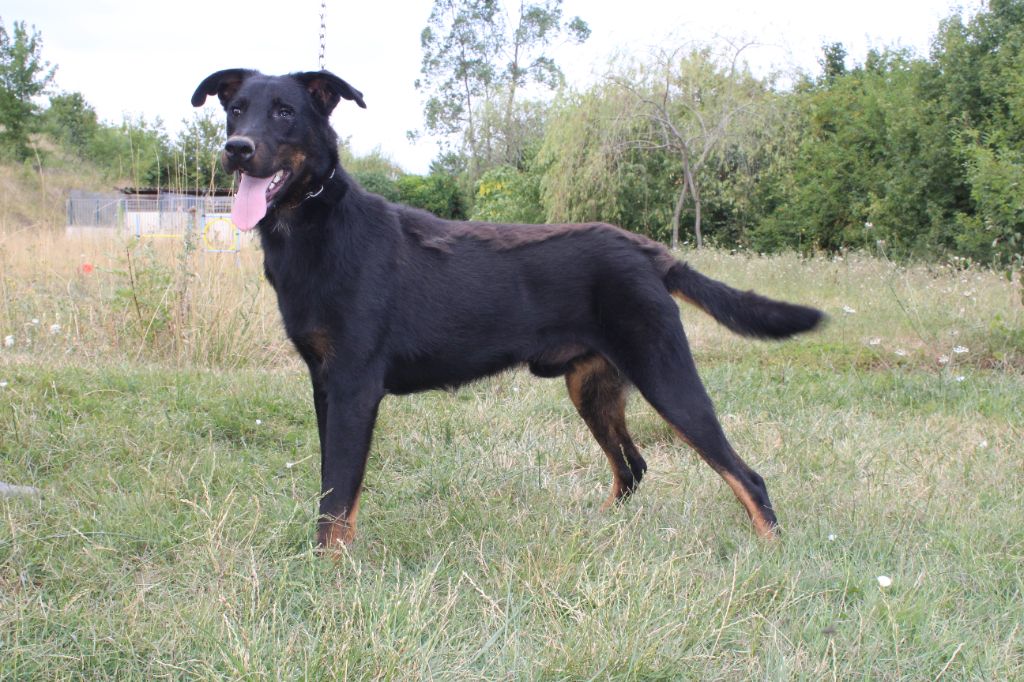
201,214,242,253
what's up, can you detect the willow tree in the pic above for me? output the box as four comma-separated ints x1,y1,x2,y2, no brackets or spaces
612,44,769,248
538,83,641,226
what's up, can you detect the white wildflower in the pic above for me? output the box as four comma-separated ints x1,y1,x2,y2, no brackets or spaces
953,346,969,354
877,575,892,588
955,375,966,383
894,349,908,357
828,533,837,541
978,440,988,449
864,222,874,229
0,380,8,388
937,355,950,365
3,335,13,348
255,419,263,426
30,318,39,325
868,337,881,347
49,323,61,335
842,305,857,315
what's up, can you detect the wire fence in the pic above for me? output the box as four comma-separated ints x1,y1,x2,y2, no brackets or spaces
66,190,252,252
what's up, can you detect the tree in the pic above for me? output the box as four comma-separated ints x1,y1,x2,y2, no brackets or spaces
86,115,170,186
0,19,56,160
339,142,405,201
538,84,679,241
931,0,1024,263
818,42,848,85
496,0,589,166
471,164,544,222
750,2,1023,261
750,62,888,253
613,44,769,248
538,86,631,225
398,173,467,219
749,42,977,258
415,0,588,178
416,0,502,166
169,109,233,192
43,91,99,156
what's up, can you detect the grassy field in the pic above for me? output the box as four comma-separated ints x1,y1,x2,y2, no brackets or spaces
1,229,1022,679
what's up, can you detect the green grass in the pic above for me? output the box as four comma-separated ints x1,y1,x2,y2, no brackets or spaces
1,244,1023,679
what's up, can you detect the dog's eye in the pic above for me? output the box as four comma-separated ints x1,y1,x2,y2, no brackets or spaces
230,106,243,117
277,107,294,119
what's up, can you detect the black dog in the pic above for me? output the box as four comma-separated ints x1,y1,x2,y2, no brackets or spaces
192,69,824,548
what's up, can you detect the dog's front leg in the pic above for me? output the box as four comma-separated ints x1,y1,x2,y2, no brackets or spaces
303,367,328,475
316,378,384,550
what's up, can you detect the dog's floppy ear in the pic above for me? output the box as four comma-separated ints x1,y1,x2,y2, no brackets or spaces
191,69,258,108
293,70,367,115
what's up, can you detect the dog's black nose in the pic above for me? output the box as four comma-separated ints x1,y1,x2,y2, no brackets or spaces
224,136,255,161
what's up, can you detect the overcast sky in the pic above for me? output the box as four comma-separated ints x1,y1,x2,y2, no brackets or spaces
4,0,976,173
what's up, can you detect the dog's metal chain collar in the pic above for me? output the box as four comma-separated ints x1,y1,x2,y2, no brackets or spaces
303,168,336,202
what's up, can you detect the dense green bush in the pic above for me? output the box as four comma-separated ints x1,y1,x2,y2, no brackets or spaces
397,173,467,220
470,165,543,223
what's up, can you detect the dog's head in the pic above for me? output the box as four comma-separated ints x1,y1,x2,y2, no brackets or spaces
191,69,366,230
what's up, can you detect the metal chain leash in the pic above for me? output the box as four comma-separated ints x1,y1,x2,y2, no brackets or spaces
318,0,327,71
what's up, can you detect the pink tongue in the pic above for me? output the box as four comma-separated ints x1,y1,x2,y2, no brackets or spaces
231,174,275,231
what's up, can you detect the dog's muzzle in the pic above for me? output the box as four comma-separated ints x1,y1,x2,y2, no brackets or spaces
223,136,256,170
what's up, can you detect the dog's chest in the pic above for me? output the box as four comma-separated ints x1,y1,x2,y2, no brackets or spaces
262,246,334,346
276,286,336,367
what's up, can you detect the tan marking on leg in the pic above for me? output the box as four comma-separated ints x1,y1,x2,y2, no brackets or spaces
601,389,632,510
670,423,776,539
670,426,696,450
564,355,607,407
599,446,628,512
566,356,631,509
318,495,361,550
721,472,776,539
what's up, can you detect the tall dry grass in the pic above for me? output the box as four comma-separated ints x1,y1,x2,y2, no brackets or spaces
0,163,90,231
0,228,291,369
2,228,1022,374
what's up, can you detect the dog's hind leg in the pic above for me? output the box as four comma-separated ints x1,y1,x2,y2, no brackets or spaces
611,316,779,538
565,355,648,510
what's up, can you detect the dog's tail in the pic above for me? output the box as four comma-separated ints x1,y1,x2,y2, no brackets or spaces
664,262,825,339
